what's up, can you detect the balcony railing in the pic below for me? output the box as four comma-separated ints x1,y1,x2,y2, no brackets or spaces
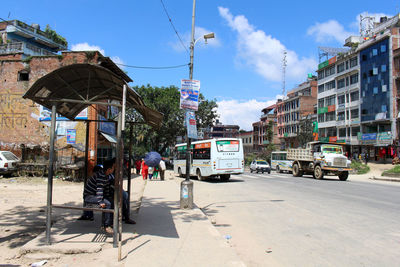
0,42,23,54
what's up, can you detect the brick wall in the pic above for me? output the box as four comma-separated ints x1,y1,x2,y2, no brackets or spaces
0,51,100,155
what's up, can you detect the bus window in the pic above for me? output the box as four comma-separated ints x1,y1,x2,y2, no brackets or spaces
193,148,211,160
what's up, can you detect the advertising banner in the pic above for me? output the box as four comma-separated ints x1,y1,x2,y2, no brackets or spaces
66,129,76,144
186,110,197,139
180,79,200,111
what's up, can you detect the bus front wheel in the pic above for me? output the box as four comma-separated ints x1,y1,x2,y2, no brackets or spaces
197,169,205,181
220,174,230,181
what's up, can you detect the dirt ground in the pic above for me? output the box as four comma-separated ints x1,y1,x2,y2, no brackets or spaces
0,174,146,267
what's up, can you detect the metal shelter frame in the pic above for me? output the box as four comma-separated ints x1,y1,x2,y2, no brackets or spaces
23,63,163,260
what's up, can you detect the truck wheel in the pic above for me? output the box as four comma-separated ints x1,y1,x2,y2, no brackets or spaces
292,163,303,177
276,166,281,173
339,171,349,181
220,174,230,181
314,165,324,180
250,169,253,173
197,169,205,181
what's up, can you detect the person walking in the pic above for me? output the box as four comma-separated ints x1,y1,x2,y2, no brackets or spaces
148,166,154,180
135,159,141,175
82,159,115,234
153,166,159,180
159,159,166,181
141,159,148,180
365,153,369,165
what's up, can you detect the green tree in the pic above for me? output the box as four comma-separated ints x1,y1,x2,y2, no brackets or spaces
297,114,314,148
126,85,218,156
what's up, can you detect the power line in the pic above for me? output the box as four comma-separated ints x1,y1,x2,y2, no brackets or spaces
160,0,189,53
115,62,189,69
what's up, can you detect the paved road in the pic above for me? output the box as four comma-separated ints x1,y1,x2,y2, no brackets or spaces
192,171,400,267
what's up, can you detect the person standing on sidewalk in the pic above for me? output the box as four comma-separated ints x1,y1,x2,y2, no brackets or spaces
141,159,148,180
135,159,141,175
148,166,154,180
365,153,369,165
83,159,115,234
159,159,166,181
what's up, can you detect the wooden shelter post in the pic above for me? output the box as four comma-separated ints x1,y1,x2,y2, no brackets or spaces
84,121,90,183
46,104,57,245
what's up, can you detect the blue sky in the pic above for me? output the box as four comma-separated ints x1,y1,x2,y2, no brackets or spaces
2,0,398,130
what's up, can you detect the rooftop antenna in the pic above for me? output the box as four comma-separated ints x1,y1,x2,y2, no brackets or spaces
282,50,287,99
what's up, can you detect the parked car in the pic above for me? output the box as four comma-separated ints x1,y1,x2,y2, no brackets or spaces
0,151,20,176
250,160,271,174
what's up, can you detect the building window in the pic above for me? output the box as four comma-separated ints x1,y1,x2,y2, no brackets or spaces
326,111,335,121
337,111,345,121
372,49,378,56
382,84,387,92
326,95,336,106
381,45,386,53
373,87,378,94
339,128,346,137
337,62,345,73
338,94,345,105
350,56,358,68
325,65,335,77
351,109,359,119
381,65,387,72
318,99,324,108
362,54,367,61
373,67,378,75
350,91,359,101
346,110,349,120
318,71,324,80
337,78,345,89
382,105,387,112
318,84,324,93
325,80,336,90
350,73,358,84
318,114,325,122
351,126,360,137
327,127,336,136
18,71,29,81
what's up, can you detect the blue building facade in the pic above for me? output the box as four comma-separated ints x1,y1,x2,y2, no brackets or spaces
360,38,390,130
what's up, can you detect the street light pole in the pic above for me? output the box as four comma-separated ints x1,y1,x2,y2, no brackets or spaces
180,0,197,209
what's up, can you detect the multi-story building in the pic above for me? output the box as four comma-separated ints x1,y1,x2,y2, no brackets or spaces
276,75,317,148
238,131,253,154
252,104,279,151
317,14,400,159
317,49,361,152
204,120,239,139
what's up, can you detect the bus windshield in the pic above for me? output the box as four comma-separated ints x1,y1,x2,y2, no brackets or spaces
216,140,239,152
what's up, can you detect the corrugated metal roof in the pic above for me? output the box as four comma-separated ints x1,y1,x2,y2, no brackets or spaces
23,63,163,129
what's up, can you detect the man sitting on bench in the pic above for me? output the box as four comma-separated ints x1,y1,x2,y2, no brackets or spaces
82,159,115,234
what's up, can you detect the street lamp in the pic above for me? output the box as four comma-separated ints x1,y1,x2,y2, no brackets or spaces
180,0,215,209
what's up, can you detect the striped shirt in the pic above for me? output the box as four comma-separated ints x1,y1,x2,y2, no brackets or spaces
83,170,108,203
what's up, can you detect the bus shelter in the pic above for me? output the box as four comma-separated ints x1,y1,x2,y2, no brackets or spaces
23,63,163,260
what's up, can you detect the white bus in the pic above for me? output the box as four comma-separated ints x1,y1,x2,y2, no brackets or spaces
271,151,293,173
173,138,244,181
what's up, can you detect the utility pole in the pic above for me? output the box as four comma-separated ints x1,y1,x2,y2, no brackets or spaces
180,0,196,209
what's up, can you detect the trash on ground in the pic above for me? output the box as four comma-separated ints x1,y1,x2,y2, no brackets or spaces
265,248,272,253
31,260,48,267
224,234,232,240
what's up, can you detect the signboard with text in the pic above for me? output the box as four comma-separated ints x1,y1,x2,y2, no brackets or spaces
180,79,200,111
66,129,76,144
186,110,198,139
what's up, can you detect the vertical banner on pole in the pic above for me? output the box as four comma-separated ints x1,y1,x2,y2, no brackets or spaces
180,79,200,111
186,110,198,139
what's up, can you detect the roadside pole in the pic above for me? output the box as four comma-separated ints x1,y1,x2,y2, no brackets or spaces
180,0,196,209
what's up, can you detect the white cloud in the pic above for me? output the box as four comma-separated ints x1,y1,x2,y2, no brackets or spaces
71,42,105,55
216,98,278,131
308,12,393,44
218,7,317,82
171,26,221,52
307,20,354,43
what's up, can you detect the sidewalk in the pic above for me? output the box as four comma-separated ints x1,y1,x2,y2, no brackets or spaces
349,162,400,183
20,172,244,266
